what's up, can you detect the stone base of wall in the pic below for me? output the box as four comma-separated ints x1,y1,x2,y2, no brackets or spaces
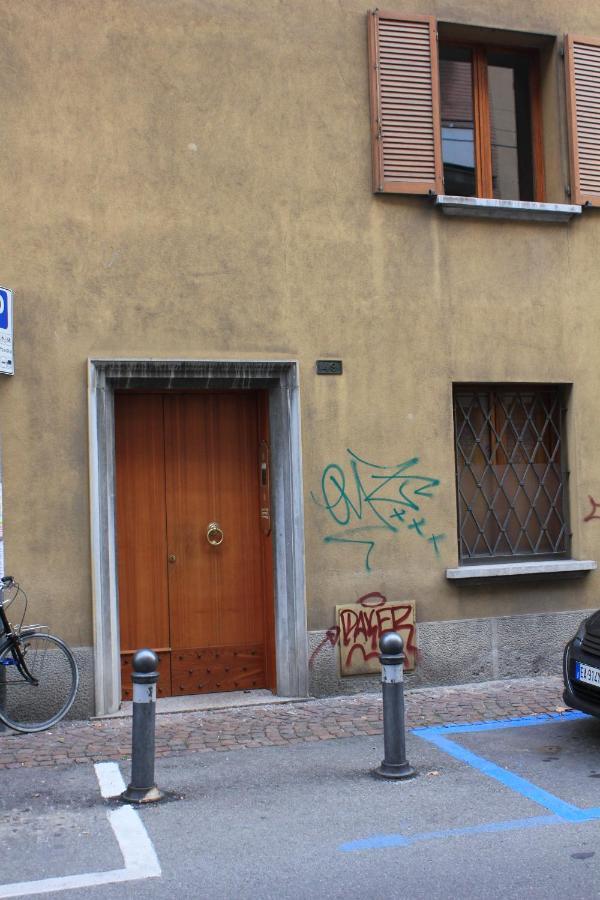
71,610,588,713
308,610,587,697
0,646,95,727
70,646,95,719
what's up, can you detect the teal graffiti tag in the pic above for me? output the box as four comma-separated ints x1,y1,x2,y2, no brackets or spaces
312,450,445,571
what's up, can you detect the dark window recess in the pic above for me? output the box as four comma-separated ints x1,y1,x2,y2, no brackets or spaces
440,46,476,197
488,51,534,202
453,385,569,563
438,43,538,201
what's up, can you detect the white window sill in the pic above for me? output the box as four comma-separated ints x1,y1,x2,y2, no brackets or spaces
446,559,597,583
435,195,582,223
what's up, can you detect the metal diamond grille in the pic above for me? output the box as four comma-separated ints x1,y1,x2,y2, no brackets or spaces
453,385,569,562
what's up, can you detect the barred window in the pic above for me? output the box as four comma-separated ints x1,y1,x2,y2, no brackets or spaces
453,385,569,562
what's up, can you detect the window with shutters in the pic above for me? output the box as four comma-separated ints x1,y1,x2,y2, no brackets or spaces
368,12,600,209
453,385,570,564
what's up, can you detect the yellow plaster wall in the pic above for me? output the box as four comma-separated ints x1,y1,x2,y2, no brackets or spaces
0,0,599,643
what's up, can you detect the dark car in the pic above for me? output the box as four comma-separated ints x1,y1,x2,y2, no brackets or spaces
563,611,600,717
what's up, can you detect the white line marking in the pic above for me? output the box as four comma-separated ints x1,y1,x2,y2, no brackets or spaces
0,865,156,898
108,806,161,877
95,761,127,798
0,762,161,898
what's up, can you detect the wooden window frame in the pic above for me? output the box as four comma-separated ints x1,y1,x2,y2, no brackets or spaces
440,42,546,202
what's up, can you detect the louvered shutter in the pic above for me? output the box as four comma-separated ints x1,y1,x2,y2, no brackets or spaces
367,10,443,194
565,35,600,206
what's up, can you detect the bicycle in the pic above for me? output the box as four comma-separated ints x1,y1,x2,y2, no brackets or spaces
0,575,79,733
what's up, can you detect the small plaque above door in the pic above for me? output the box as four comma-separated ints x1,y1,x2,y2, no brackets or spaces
316,360,343,375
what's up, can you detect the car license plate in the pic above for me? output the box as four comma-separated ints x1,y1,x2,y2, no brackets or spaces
575,661,600,687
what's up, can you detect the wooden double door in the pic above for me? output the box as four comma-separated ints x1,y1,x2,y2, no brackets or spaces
115,391,274,699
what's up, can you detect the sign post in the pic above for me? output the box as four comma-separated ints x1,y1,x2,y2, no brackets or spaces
0,287,13,376
0,287,10,733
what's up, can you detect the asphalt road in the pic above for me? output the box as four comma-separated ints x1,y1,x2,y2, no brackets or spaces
2,711,600,899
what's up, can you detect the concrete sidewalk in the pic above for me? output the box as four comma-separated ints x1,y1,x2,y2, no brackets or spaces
0,675,569,770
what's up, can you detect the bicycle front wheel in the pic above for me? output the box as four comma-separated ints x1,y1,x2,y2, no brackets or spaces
0,633,79,733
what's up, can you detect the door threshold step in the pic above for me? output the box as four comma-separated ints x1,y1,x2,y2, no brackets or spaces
93,689,309,720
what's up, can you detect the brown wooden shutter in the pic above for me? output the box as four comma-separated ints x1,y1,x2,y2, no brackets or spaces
565,35,600,206
368,10,442,194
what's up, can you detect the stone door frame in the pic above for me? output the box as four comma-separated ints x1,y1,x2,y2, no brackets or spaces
88,358,307,715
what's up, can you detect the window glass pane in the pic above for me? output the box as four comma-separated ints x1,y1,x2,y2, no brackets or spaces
487,52,534,201
439,47,475,197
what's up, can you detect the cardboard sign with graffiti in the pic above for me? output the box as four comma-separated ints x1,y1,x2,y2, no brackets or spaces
335,595,416,675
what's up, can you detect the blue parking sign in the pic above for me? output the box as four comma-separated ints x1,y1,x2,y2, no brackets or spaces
0,287,13,375
0,290,8,331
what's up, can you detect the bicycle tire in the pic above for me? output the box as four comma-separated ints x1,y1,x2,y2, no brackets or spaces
0,632,79,733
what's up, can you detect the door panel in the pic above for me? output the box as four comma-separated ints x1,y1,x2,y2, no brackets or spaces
164,395,218,650
170,645,265,695
115,390,272,700
165,394,267,658
114,394,172,696
211,393,264,647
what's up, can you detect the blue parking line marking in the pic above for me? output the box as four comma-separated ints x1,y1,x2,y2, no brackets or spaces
414,711,598,822
338,711,600,853
340,814,561,852
413,710,587,735
417,730,586,821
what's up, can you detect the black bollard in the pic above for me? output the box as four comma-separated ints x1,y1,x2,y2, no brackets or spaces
121,649,163,804
374,631,416,780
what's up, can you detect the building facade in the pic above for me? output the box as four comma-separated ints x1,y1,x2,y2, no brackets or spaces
1,0,600,716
